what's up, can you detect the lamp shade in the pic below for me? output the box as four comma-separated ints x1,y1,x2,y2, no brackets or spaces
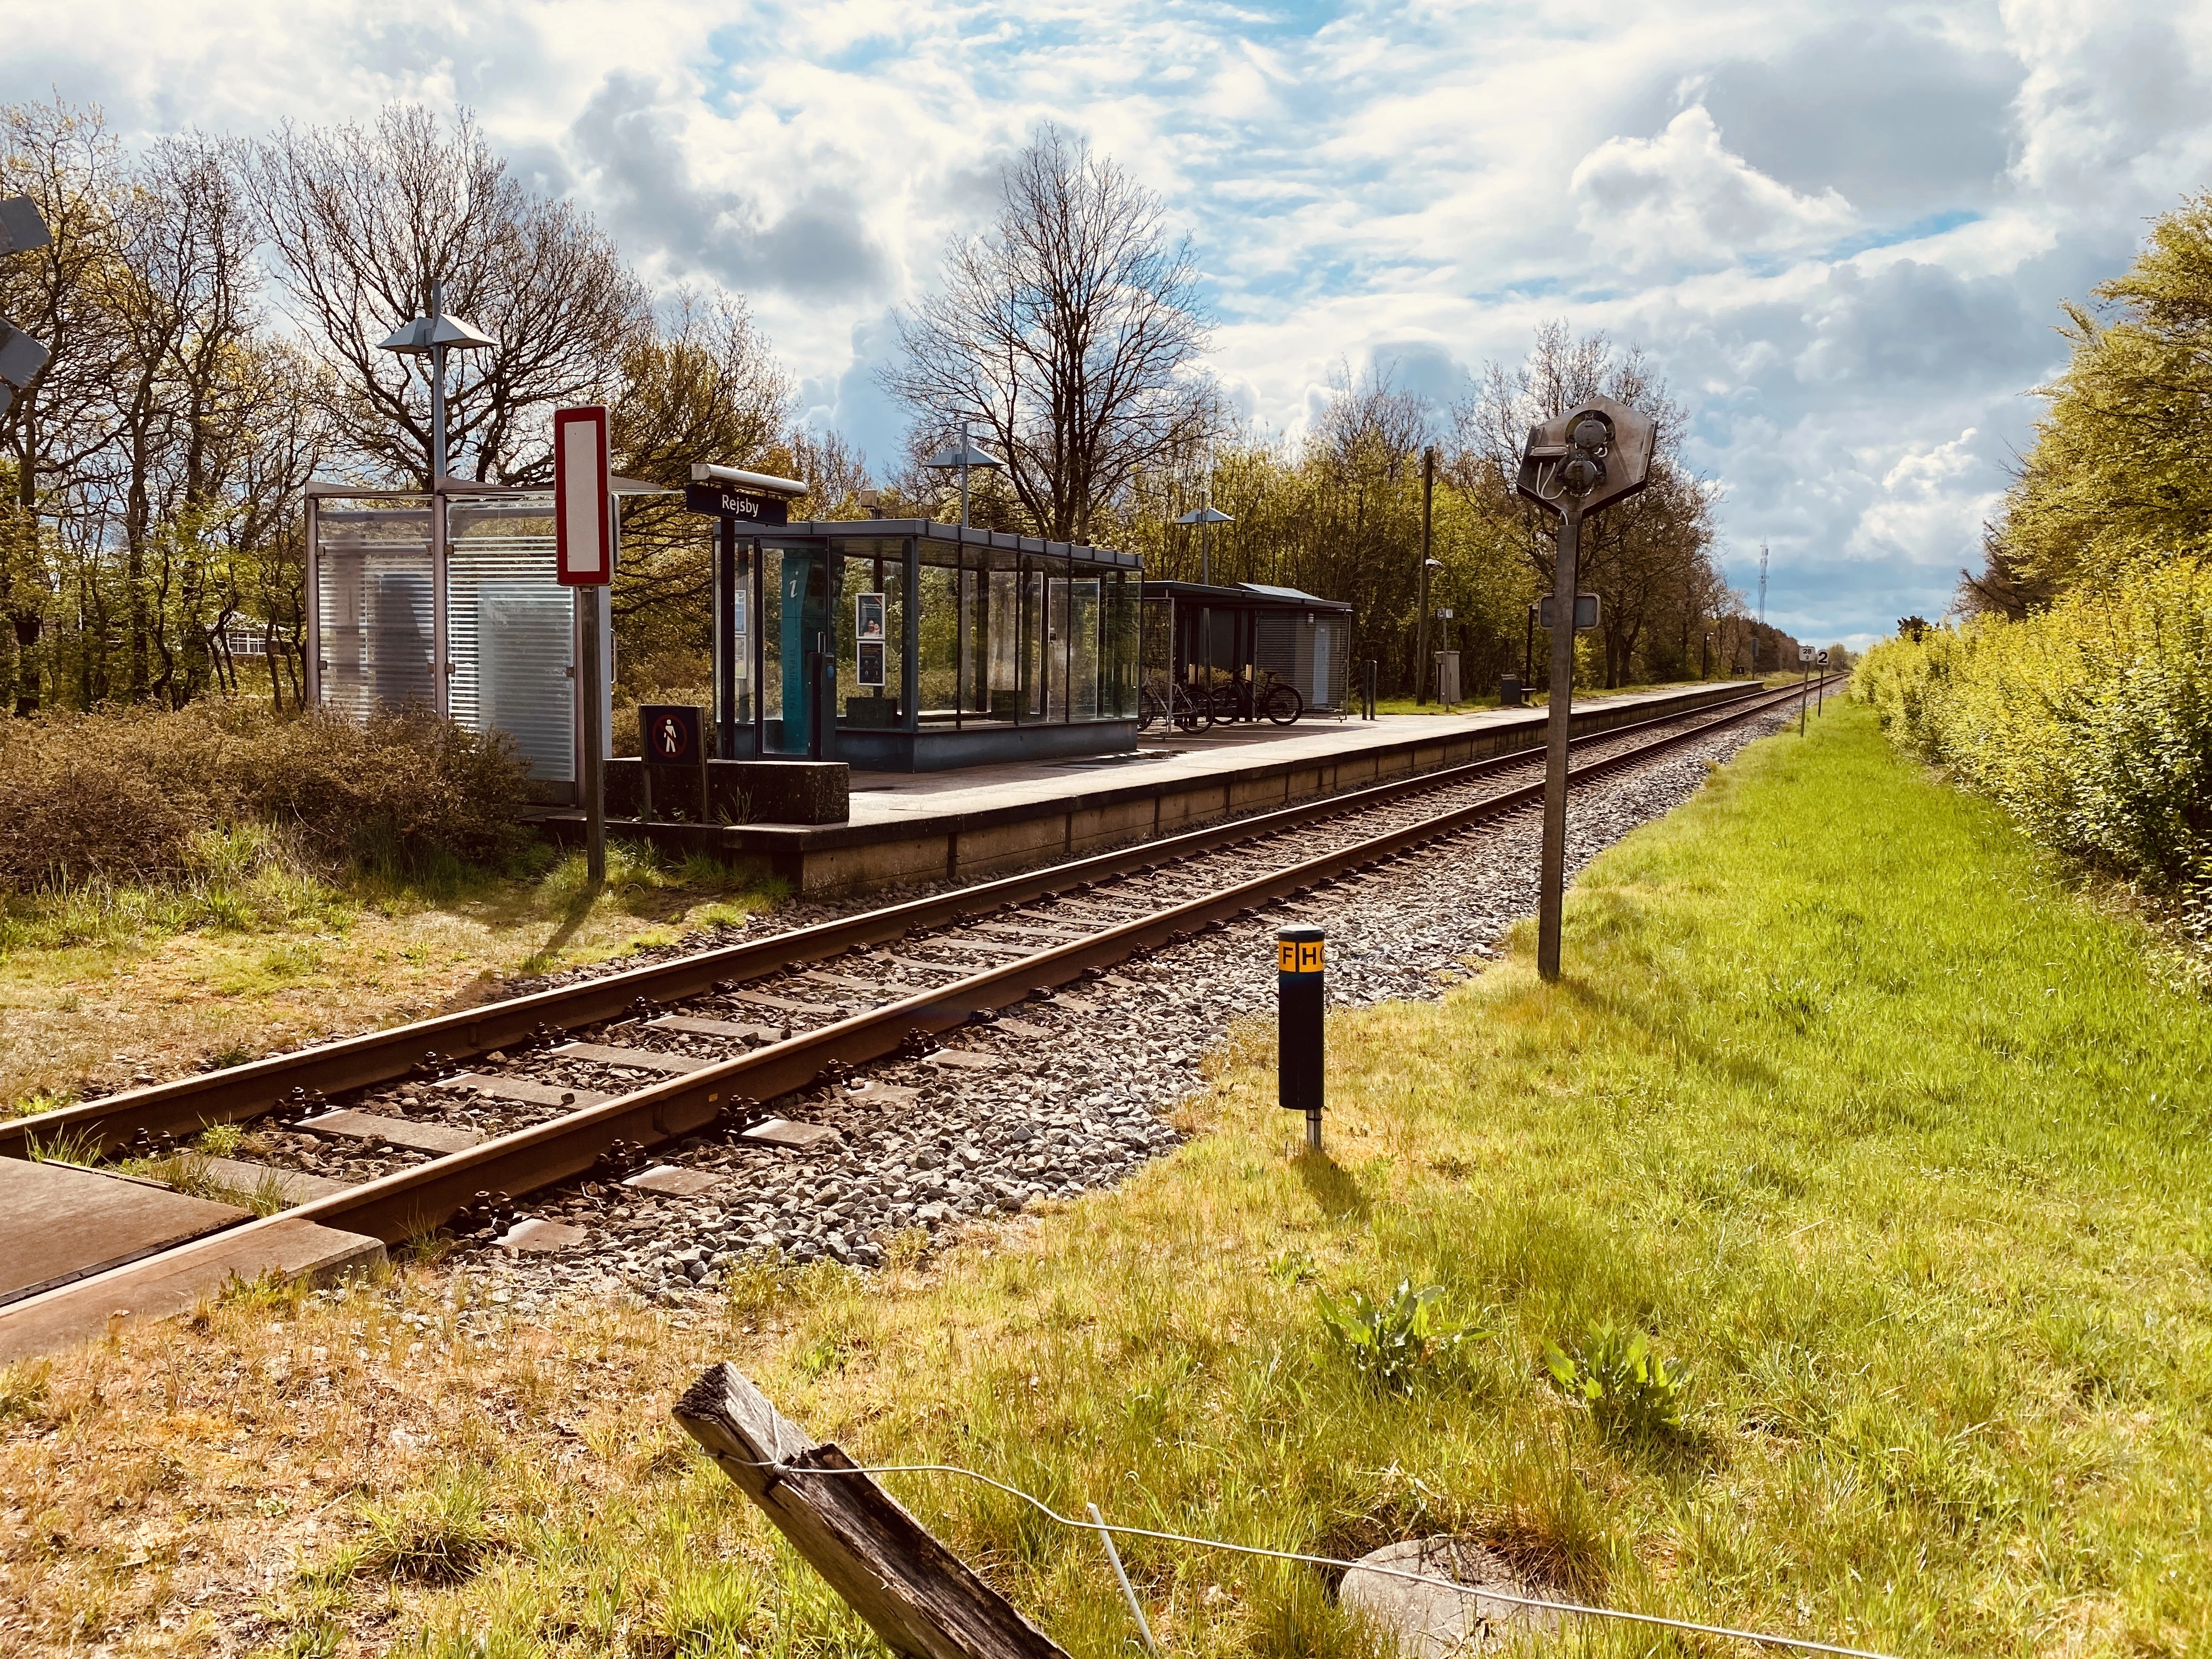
378,312,500,354
922,440,1003,470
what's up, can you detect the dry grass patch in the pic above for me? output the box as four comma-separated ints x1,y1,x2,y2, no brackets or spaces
2,841,783,1110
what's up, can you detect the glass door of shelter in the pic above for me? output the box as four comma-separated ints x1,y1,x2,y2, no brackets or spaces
765,545,832,755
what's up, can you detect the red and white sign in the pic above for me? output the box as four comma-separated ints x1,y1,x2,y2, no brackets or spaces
554,405,611,586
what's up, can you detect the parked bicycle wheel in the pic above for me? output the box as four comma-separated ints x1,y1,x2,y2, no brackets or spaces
1263,682,1304,725
1172,685,1214,733
1137,686,1167,731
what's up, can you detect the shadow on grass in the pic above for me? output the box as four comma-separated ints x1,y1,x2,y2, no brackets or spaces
1552,963,1792,1102
1295,1152,1374,1222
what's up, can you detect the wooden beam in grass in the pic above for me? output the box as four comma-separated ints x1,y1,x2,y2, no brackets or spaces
674,1362,1071,1659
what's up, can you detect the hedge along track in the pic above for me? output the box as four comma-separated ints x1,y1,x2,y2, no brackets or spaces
0,680,1827,1287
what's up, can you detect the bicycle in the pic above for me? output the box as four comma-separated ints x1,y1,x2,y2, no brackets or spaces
1255,671,1304,726
1207,670,1303,726
1137,682,1214,733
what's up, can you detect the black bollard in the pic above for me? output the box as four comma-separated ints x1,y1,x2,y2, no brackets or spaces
1277,925,1325,1153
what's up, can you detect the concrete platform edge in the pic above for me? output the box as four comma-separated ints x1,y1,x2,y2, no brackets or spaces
0,1216,387,1365
539,682,1759,894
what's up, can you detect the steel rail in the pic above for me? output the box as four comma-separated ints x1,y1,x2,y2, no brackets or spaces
167,676,1825,1248
2,681,1788,1160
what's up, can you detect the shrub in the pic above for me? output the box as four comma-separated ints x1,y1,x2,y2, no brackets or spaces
1317,1280,1485,1393
1543,1323,1692,1440
0,702,528,891
1854,564,2212,895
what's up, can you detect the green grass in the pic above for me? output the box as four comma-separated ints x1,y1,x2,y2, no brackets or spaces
1,834,786,1114
1368,672,1782,716
12,701,2209,1656
743,699,2212,1657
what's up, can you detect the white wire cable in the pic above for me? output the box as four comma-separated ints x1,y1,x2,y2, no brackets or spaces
731,1455,1903,1659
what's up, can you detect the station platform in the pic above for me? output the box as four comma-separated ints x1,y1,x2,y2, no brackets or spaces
546,680,1759,895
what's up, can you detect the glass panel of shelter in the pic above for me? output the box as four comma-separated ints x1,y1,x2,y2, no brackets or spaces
835,538,902,731
445,492,573,786
314,501,434,719
725,529,1141,749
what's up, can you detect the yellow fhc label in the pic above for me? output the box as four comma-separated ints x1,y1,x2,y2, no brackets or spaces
1278,939,1326,974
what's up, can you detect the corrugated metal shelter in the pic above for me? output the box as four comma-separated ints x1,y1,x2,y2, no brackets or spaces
1140,580,1354,715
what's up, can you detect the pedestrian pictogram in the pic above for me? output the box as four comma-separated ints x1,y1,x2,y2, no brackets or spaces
638,704,703,766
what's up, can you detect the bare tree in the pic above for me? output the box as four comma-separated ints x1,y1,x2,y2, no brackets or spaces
0,99,133,712
1450,323,1721,687
252,105,648,487
102,134,262,701
884,125,1217,542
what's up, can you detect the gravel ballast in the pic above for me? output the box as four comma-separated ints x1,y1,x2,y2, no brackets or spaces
428,707,1793,1316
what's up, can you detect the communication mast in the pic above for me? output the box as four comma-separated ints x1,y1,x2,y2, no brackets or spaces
1753,543,1769,672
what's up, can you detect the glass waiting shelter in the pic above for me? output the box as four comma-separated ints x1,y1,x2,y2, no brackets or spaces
709,519,1143,770
303,479,656,804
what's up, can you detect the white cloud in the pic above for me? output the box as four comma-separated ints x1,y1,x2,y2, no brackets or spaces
6,0,2208,638
1571,106,1857,272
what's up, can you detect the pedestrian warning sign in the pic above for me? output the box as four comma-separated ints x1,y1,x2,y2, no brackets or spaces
639,704,704,767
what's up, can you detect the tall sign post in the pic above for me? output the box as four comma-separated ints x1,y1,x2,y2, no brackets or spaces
1517,396,1655,982
556,406,613,885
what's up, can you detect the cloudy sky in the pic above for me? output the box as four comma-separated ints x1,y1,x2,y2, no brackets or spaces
12,0,2212,645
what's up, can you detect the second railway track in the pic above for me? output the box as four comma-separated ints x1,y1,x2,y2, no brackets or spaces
1,680,1829,1328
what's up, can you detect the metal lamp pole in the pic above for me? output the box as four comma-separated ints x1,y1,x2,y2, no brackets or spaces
1415,447,1434,704
957,420,972,527
429,281,449,482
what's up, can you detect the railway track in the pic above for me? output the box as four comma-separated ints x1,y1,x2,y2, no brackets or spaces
0,679,1830,1339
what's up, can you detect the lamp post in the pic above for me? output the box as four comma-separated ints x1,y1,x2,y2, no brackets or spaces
1175,505,1232,585
922,421,1004,527
377,280,499,484
1415,445,1435,704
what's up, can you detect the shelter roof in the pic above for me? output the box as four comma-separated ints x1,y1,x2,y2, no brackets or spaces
1141,579,1352,613
763,519,1139,569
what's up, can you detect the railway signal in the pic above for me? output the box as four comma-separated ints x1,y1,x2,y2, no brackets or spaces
1516,396,1656,981
1277,925,1325,1154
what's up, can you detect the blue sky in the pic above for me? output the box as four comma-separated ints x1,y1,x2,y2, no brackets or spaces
13,0,2212,645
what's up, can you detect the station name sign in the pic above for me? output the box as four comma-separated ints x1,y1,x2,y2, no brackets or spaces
686,481,789,526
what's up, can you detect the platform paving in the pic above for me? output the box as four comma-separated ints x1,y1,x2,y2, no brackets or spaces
1,1159,250,1307
539,681,1759,895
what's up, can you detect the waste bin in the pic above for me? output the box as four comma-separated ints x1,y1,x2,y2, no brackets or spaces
1499,675,1522,707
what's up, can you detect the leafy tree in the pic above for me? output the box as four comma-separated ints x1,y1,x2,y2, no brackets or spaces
1986,190,2212,598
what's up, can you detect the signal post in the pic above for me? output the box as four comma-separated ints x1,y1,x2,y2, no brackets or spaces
1516,397,1656,981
